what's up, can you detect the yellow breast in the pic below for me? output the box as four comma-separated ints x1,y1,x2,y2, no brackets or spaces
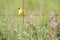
18,8,23,16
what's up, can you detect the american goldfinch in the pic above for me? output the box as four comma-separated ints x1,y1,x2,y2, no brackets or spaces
18,8,23,16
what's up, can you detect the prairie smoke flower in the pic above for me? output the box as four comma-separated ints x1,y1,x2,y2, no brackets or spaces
49,11,58,37
49,11,57,29
50,20,58,29
50,11,55,21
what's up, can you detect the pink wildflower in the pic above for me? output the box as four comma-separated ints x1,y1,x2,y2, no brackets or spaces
50,11,55,21
50,20,58,29
49,11,58,37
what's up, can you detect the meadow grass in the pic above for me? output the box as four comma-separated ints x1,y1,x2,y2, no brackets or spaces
0,0,60,40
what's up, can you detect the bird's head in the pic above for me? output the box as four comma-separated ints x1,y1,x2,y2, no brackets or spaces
18,8,21,10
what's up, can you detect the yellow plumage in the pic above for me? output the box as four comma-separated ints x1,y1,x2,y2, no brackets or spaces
18,8,23,16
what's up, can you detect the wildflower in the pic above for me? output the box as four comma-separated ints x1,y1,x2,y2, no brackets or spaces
18,8,23,16
49,11,57,29
50,11,55,21
50,20,58,29
49,11,58,37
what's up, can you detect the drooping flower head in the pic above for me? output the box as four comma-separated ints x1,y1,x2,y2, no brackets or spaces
50,11,55,21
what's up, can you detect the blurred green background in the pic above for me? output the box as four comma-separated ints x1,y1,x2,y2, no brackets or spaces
0,0,60,40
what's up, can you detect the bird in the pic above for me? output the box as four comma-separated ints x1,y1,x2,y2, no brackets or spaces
18,8,23,16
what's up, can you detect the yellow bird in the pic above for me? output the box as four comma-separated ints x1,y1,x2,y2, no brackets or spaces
18,8,23,16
